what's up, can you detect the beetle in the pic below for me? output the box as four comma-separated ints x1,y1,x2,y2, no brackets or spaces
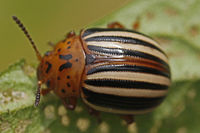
12,16,170,124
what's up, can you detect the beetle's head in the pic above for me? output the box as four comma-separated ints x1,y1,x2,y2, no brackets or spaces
37,50,55,88
12,16,82,108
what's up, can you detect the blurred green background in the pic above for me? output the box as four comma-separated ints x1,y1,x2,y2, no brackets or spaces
0,0,130,71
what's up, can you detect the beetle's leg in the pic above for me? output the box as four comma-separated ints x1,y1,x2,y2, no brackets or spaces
68,97,77,110
41,88,52,96
66,31,76,38
132,17,140,31
47,41,54,47
48,31,76,46
107,22,125,29
62,97,77,110
120,115,134,124
87,106,102,123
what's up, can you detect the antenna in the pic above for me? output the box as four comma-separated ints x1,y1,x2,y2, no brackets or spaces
12,16,43,106
35,81,42,107
12,16,42,61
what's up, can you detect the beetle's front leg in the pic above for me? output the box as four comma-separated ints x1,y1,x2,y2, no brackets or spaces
41,88,52,96
132,17,140,31
66,31,76,38
47,31,76,47
62,97,77,110
87,106,102,123
47,41,54,47
107,22,125,29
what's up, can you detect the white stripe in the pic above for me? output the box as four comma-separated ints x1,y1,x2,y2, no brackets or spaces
83,84,168,97
81,93,157,114
86,71,170,86
83,31,162,50
87,41,168,63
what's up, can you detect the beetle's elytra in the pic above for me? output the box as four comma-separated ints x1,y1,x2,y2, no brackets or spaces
13,16,171,124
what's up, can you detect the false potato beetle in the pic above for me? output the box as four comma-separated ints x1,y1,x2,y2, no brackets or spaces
12,16,170,124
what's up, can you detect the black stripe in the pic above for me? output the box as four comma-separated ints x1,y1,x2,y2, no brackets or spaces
59,62,72,71
85,79,168,90
82,28,152,40
87,64,170,78
84,34,165,55
45,61,52,74
82,87,165,110
87,45,169,70
85,54,96,65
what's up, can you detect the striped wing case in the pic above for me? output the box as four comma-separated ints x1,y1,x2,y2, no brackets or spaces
81,28,170,114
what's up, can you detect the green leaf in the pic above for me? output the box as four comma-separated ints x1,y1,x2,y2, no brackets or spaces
1,0,200,133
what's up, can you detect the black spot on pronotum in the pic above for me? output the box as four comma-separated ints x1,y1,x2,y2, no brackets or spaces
67,46,71,49
57,48,61,52
61,89,66,93
67,83,71,87
67,41,71,44
45,62,52,73
57,76,60,80
59,54,72,60
59,54,73,71
67,75,70,79
59,62,72,71
75,58,79,62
